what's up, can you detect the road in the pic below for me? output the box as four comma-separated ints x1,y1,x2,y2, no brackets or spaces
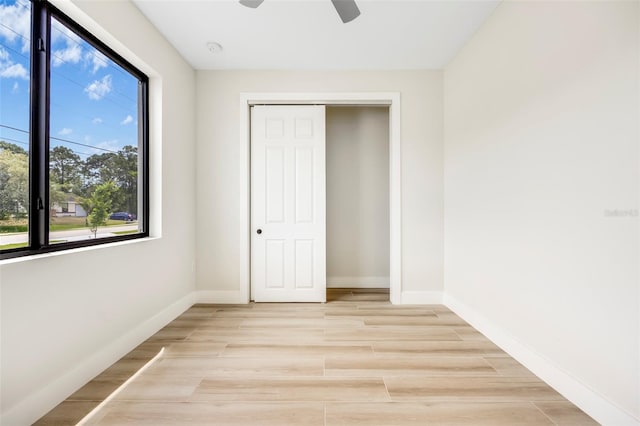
0,224,139,245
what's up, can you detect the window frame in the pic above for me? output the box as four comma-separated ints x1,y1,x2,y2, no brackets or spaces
0,0,149,260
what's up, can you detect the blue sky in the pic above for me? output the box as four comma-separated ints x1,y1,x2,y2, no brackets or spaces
0,0,139,159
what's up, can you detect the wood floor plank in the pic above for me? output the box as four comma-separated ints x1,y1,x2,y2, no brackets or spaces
484,356,537,377
167,318,244,329
328,292,391,302
66,378,131,402
187,328,326,343
325,308,438,317
222,343,373,358
146,328,192,342
191,377,390,402
325,356,497,377
372,340,506,357
162,341,227,357
95,402,325,426
111,376,202,402
144,356,325,377
363,316,469,326
239,318,364,329
122,342,171,360
33,401,107,426
325,402,555,425
325,326,461,342
535,401,600,425
453,326,490,341
384,376,565,402
216,309,326,319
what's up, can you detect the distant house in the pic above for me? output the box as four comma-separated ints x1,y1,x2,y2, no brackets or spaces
52,195,87,218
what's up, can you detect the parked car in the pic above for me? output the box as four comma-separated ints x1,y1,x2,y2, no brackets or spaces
109,212,136,221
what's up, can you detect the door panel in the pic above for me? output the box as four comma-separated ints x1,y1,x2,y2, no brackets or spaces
295,239,314,289
265,240,285,288
265,147,285,223
251,105,326,302
295,147,314,223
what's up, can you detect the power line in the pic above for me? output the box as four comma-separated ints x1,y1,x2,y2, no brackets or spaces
0,124,122,154
0,135,27,147
50,18,133,83
1,41,137,113
50,70,136,112
50,135,120,155
0,136,98,158
0,12,120,84
0,40,28,59
0,22,29,45
1,24,138,105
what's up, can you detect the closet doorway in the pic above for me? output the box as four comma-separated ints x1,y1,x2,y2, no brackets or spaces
239,93,402,305
326,106,390,300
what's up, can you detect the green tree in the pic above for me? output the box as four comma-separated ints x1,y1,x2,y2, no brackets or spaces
77,196,93,227
87,181,116,238
82,152,116,191
81,146,137,213
50,146,81,193
114,145,138,213
0,141,27,155
0,142,29,220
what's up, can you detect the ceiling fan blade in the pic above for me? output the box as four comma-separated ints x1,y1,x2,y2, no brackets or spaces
239,0,264,8
330,0,360,23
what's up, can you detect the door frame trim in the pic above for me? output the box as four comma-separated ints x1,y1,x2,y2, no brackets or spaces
239,92,402,304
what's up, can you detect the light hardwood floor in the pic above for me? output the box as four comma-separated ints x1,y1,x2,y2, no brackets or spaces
36,289,596,425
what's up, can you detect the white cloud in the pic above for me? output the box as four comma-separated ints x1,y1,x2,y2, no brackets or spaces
58,128,73,136
84,75,112,100
92,118,103,124
120,115,133,125
85,50,109,74
0,47,28,80
12,82,19,93
0,62,28,79
0,2,31,53
52,43,82,67
51,19,84,67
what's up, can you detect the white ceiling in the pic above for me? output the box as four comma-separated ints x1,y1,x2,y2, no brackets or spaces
132,0,500,70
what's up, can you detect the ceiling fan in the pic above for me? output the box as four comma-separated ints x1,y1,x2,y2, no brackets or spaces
239,0,361,24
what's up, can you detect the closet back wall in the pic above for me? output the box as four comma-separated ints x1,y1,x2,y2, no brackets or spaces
326,107,390,288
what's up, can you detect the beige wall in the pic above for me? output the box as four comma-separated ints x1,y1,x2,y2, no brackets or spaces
196,70,443,295
444,1,639,422
0,1,197,424
326,107,390,286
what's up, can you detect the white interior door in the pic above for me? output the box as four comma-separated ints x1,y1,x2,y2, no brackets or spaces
251,105,326,302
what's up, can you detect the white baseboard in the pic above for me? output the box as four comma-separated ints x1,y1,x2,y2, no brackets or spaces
400,290,443,304
443,294,640,426
327,276,390,288
1,292,195,426
195,290,246,304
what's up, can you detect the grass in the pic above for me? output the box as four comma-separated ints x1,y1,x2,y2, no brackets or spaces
0,240,67,250
112,230,138,235
0,224,28,233
0,217,28,233
0,242,28,250
0,217,136,234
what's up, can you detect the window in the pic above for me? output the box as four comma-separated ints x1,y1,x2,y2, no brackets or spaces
0,0,148,259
